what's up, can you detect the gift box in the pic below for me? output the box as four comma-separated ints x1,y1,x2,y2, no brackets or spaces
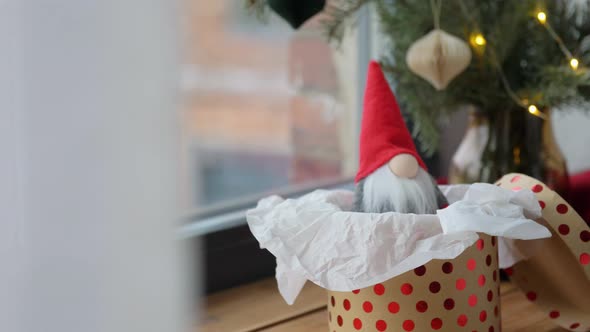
327,234,500,332
247,183,551,332
497,173,590,331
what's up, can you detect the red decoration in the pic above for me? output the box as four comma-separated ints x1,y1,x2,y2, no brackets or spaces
478,274,486,287
376,320,388,331
388,301,400,313
443,298,455,310
468,294,478,306
401,283,414,295
374,283,385,295
442,262,454,274
456,278,466,290
558,224,570,235
476,239,485,250
353,318,363,330
416,300,428,312
479,310,487,322
343,299,351,311
539,200,546,209
457,314,468,327
355,61,426,183
402,319,415,331
429,281,441,293
363,301,373,313
431,318,443,330
467,258,477,271
414,265,427,276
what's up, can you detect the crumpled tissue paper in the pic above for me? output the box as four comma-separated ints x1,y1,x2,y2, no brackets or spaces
246,183,551,304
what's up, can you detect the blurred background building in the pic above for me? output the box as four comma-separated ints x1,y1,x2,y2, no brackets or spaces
182,1,359,209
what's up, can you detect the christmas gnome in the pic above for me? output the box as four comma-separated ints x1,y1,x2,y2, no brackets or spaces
354,61,448,214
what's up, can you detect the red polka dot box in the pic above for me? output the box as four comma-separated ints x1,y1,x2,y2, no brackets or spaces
328,234,500,332
497,173,590,331
247,184,552,332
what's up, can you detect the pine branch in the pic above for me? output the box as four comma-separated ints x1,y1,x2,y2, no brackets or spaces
243,0,590,154
322,0,372,43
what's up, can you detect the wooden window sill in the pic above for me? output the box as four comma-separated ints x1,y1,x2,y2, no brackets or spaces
197,277,564,332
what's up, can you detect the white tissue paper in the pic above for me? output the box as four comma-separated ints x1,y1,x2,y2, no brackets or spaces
246,183,551,304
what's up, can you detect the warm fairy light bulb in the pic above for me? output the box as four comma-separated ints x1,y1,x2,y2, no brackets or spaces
537,11,547,24
528,105,540,115
570,58,579,70
469,32,487,52
474,34,486,46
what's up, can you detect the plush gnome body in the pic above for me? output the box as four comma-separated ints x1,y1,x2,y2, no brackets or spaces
354,61,448,214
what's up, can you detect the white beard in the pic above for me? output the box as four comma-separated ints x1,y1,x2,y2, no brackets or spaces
360,164,440,214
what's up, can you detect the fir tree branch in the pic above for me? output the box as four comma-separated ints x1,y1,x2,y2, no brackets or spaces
322,0,372,43
243,0,590,153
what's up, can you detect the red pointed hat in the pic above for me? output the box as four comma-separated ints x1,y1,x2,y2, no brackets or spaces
355,61,427,183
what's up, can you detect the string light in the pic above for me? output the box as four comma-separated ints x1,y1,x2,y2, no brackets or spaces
469,32,487,55
473,34,486,46
536,11,547,24
534,8,578,70
528,6,581,121
527,104,547,119
570,58,579,70
458,0,583,121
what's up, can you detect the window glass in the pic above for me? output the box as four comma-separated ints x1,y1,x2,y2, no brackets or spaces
182,1,360,209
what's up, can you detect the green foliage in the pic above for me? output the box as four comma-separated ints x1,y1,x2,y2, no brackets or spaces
336,0,590,154
322,0,372,42
247,0,590,154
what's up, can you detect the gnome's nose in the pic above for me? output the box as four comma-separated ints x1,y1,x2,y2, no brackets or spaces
388,154,419,179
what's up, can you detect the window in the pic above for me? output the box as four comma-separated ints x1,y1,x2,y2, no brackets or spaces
180,1,374,292
181,1,371,213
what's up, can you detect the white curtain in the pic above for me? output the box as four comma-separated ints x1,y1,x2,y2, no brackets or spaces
0,1,191,331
